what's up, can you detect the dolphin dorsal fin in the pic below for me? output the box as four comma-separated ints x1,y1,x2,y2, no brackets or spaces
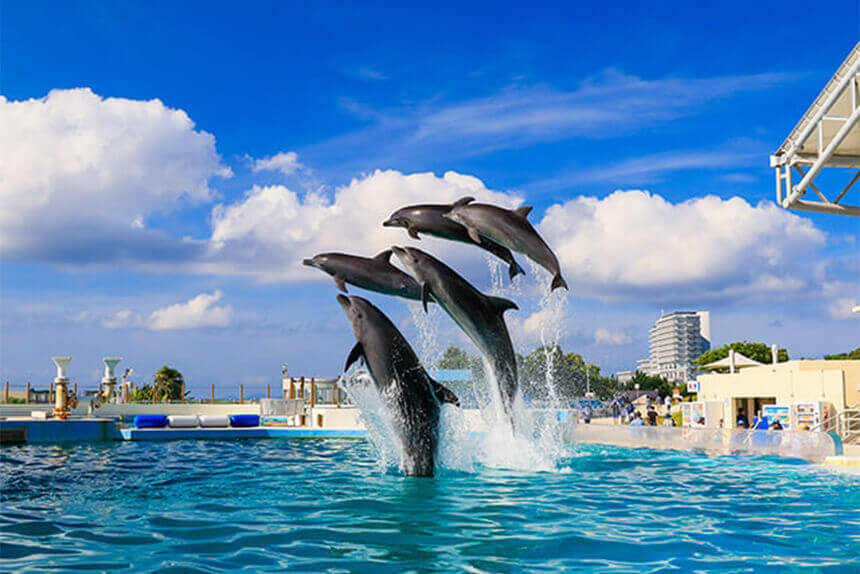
514,205,533,219
487,295,518,314
430,377,460,407
452,196,475,208
373,249,393,263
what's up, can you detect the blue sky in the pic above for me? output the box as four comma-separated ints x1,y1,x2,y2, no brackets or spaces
1,1,858,396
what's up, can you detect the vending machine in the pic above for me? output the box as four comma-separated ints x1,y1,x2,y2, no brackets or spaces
791,402,834,430
682,401,724,427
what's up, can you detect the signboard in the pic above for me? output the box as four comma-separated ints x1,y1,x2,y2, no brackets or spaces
762,405,791,430
686,380,700,394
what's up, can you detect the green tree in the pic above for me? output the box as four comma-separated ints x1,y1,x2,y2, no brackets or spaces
627,371,675,397
518,345,614,400
436,346,485,382
130,384,153,402
152,365,185,401
824,348,860,360
695,341,788,372
438,346,472,370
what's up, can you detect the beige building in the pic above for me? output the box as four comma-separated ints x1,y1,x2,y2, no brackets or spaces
697,360,860,428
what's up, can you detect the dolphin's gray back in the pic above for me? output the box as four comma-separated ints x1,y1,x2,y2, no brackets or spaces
397,206,521,272
327,254,423,300
420,260,519,414
453,205,561,276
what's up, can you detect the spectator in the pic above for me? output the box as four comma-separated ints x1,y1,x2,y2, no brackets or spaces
630,411,645,426
610,397,621,424
736,408,749,429
583,405,592,424
647,406,658,426
664,394,672,413
662,413,675,427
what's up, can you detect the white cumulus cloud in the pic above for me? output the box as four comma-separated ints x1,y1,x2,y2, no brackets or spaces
251,151,303,175
101,309,142,329
0,88,231,262
147,291,232,331
593,328,630,346
205,170,521,281
538,189,826,301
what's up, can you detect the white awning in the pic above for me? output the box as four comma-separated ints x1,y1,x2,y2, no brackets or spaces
703,352,763,371
771,43,860,216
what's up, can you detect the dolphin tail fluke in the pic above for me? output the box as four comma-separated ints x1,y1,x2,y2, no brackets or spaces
508,260,525,281
551,274,568,291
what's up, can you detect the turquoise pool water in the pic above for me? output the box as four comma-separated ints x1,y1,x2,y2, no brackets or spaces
1,440,858,572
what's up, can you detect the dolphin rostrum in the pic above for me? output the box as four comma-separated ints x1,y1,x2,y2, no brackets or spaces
383,197,525,281
443,200,568,291
391,246,519,426
303,250,427,302
337,294,459,477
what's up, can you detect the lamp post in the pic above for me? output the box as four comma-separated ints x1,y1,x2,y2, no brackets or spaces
51,356,72,419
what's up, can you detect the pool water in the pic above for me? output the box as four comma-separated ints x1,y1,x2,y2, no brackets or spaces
1,440,858,572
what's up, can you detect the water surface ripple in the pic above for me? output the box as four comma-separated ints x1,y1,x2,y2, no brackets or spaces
1,440,857,572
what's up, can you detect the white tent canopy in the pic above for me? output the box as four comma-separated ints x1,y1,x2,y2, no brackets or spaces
703,351,764,372
771,42,860,216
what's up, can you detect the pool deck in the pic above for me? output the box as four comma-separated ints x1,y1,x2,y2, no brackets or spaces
119,427,367,440
0,417,367,444
3,416,859,470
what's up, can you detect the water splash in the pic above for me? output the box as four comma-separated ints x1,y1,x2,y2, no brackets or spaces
434,257,574,473
339,369,402,474
407,302,444,368
344,257,574,476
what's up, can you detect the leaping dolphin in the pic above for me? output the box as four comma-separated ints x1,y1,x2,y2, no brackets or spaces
383,197,525,281
337,294,459,477
303,251,427,302
391,246,519,426
443,200,568,291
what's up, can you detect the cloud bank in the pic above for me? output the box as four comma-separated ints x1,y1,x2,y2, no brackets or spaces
205,170,521,281
0,88,230,262
148,291,233,331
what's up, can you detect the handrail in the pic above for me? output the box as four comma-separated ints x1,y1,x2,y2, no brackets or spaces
810,407,860,438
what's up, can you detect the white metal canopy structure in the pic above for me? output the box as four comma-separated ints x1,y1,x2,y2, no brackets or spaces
771,43,860,216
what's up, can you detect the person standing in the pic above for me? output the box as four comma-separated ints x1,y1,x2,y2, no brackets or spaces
647,406,658,426
736,408,749,429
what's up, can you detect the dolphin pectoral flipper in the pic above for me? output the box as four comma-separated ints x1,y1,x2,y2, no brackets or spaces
466,226,482,244
515,205,533,219
421,283,432,313
408,227,420,240
333,276,348,293
430,378,460,407
508,260,525,280
487,295,518,314
345,342,365,371
374,249,393,263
